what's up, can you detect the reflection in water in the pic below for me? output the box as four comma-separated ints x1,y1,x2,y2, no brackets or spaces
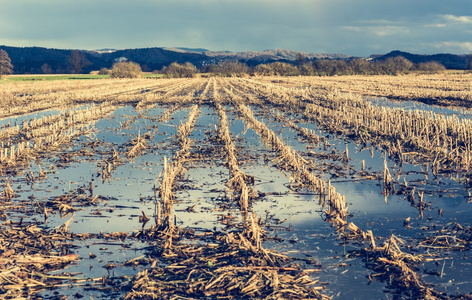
0,105,95,127
6,101,471,299
370,96,472,119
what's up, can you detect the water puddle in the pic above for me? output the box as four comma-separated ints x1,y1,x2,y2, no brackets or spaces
3,98,472,299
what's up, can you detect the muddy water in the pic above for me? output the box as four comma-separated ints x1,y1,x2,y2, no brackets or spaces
246,104,472,297
370,96,472,119
3,101,470,298
0,105,95,128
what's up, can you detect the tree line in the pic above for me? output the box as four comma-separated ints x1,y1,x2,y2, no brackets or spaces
1,49,471,79
160,56,449,78
100,53,472,78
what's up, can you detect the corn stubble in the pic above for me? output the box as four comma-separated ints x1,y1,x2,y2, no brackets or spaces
1,74,470,299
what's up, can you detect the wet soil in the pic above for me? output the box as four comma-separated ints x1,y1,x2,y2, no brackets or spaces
1,78,472,299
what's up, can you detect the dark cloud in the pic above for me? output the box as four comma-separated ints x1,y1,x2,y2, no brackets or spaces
0,0,471,55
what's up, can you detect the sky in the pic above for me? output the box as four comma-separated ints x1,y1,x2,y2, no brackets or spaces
0,0,471,56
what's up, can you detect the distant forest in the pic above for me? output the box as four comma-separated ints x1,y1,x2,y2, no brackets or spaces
0,45,470,75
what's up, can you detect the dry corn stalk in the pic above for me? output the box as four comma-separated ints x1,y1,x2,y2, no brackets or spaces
215,99,254,213
155,105,200,235
383,158,395,197
126,130,148,158
233,100,360,238
4,182,14,199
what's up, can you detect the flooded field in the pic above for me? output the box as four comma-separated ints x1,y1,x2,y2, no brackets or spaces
1,74,472,299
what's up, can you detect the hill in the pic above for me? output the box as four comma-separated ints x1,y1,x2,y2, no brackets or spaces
373,50,469,70
0,46,209,74
0,45,353,74
0,45,469,74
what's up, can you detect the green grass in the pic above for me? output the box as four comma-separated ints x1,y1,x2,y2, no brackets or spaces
1,73,165,83
3,74,109,82
144,73,164,78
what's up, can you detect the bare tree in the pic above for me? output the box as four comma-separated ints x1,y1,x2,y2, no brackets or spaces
373,56,413,75
296,53,309,66
415,62,445,73
269,62,300,76
0,49,13,78
208,61,250,77
98,67,111,75
67,50,90,74
41,63,52,74
388,56,413,74
348,59,371,75
314,59,350,76
161,62,197,78
110,61,143,78
296,54,316,76
254,64,274,76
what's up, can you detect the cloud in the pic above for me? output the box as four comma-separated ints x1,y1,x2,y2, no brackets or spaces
341,26,363,33
341,23,409,37
424,23,446,28
374,27,409,37
426,41,472,53
1,0,472,55
443,14,472,24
